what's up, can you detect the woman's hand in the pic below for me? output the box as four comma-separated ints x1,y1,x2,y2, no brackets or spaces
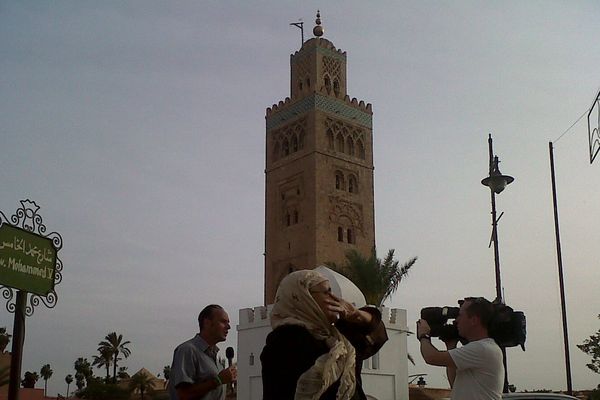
332,295,372,325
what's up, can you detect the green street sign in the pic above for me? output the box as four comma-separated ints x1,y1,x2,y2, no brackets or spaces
0,224,56,296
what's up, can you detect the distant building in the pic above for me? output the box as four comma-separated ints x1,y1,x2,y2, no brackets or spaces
119,367,167,400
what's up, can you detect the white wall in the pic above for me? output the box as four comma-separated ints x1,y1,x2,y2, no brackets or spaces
236,306,408,400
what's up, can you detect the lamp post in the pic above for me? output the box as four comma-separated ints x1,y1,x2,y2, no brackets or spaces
481,134,514,392
481,134,514,303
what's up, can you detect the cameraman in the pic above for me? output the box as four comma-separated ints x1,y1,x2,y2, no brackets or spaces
416,297,503,400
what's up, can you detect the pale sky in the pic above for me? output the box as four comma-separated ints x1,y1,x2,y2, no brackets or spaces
1,1,599,395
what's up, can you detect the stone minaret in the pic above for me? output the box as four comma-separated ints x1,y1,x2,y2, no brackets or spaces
264,12,375,304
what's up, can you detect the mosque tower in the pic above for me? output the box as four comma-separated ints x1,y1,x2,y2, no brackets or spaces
264,12,375,304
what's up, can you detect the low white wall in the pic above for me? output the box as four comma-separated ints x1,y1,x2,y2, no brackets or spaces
236,306,408,400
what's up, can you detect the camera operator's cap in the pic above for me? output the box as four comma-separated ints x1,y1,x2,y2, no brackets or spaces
314,265,367,307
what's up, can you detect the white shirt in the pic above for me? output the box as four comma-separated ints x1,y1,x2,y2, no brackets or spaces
449,338,504,400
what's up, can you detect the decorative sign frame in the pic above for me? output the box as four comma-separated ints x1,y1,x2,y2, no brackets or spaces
0,200,63,316
588,90,600,164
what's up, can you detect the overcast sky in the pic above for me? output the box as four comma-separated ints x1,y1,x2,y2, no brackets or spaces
1,1,599,395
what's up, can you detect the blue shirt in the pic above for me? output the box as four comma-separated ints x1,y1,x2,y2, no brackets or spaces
168,335,224,400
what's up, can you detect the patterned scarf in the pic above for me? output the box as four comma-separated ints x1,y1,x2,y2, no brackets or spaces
271,270,356,400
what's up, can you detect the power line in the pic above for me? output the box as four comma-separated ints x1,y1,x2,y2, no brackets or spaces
553,107,590,144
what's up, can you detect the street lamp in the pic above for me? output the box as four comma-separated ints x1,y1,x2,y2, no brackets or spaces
481,134,514,302
481,134,514,393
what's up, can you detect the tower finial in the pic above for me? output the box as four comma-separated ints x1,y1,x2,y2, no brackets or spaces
313,10,324,37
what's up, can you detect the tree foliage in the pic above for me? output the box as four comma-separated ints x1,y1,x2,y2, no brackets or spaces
128,371,155,400
98,332,131,383
92,346,114,383
326,248,417,306
40,364,53,396
0,327,11,352
78,380,129,400
118,366,130,380
65,374,73,398
577,314,600,374
74,357,93,391
21,371,39,388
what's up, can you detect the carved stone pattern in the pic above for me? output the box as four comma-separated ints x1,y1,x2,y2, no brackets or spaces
324,117,365,142
328,196,364,233
266,94,372,130
295,57,310,81
272,118,307,144
322,56,341,80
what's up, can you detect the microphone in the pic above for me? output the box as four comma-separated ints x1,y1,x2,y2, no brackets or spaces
225,347,234,367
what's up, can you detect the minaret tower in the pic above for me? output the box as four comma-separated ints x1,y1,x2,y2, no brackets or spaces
264,12,375,304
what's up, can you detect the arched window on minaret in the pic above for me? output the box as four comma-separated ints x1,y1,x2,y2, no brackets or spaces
357,139,365,159
346,136,355,156
298,80,303,91
283,138,290,156
347,228,354,244
306,77,311,88
336,134,345,153
299,129,305,149
324,74,331,94
337,227,344,242
348,174,358,193
292,135,298,152
293,210,299,224
333,79,340,97
273,141,280,161
335,171,345,190
286,212,291,227
327,129,334,150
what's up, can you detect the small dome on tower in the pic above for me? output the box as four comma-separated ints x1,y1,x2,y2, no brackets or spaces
313,10,324,37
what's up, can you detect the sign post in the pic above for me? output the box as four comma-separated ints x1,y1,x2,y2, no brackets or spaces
589,89,600,164
0,200,63,400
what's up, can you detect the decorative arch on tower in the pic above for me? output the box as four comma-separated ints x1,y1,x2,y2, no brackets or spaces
328,196,364,243
324,117,367,159
348,174,358,194
270,118,308,163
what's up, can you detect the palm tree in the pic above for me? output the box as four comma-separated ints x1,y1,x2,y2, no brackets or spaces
117,366,129,380
40,364,53,396
74,357,93,390
0,327,11,353
328,248,417,365
21,371,39,388
98,332,131,383
92,346,113,383
327,248,417,306
128,371,155,400
74,372,85,392
65,374,73,398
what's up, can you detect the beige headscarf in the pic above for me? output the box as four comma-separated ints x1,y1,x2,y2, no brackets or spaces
271,270,356,400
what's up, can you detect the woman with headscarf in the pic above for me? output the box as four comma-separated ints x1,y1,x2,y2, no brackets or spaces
260,269,388,400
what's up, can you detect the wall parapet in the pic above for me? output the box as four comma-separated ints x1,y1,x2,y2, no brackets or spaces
238,305,273,330
267,93,372,117
266,93,372,131
238,305,405,330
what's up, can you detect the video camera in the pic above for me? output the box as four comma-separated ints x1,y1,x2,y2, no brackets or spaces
420,299,526,350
